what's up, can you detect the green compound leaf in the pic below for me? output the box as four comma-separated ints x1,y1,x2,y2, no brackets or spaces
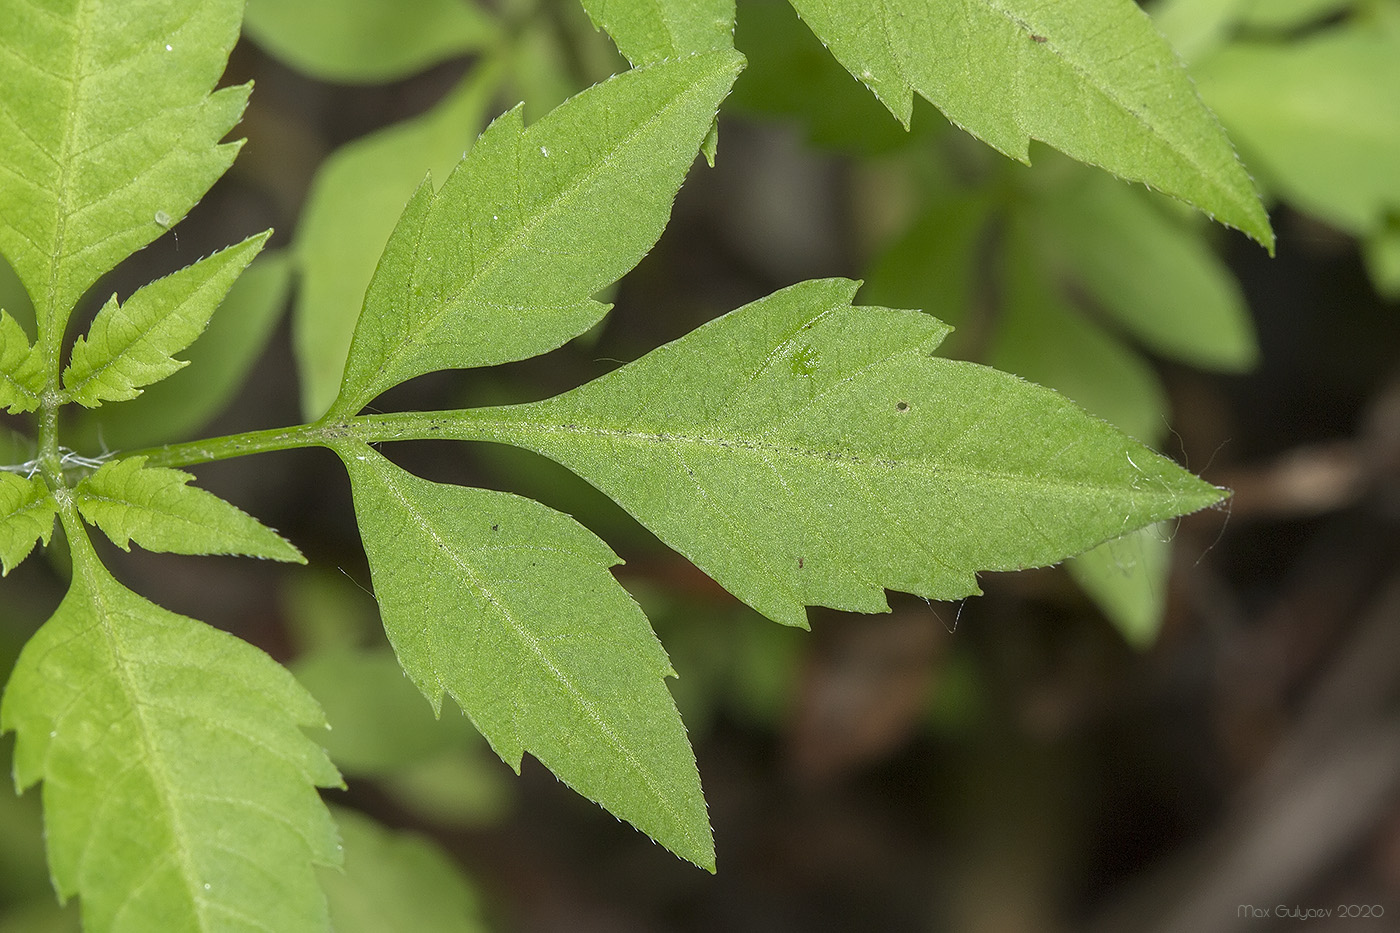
295,65,501,419
244,0,500,83
437,278,1223,629
337,445,713,870
783,0,1274,248
1195,21,1400,235
74,456,304,562
63,233,268,408
0,311,42,414
330,50,745,418
321,808,486,933
0,0,249,338
0,534,342,932
0,473,56,576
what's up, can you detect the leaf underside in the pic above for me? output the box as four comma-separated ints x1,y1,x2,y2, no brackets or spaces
0,538,342,932
443,278,1223,629
338,445,714,870
784,0,1274,247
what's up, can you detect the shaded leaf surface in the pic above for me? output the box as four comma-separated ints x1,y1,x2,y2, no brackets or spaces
244,0,499,83
0,0,249,335
0,535,342,932
321,808,486,933
1031,171,1257,371
444,279,1221,628
337,445,713,869
63,233,268,407
330,51,744,416
784,0,1272,246
0,474,55,576
74,456,304,562
1195,23,1400,234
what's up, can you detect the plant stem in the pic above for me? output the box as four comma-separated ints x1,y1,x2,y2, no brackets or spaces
128,407,529,470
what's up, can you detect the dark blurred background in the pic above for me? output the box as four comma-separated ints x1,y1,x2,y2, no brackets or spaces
3,3,1400,931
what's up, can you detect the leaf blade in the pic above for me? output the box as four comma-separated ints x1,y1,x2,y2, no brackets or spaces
0,0,250,335
440,278,1223,628
0,538,342,931
337,445,713,870
74,456,304,562
581,0,736,64
0,310,43,414
0,473,56,576
244,0,500,83
63,233,268,407
330,50,745,417
785,0,1273,247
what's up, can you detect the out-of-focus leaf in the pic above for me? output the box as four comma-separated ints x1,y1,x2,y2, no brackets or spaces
293,647,478,775
859,194,994,353
294,66,500,418
321,808,486,933
1365,223,1400,299
243,0,499,83
1150,0,1249,62
1068,526,1172,648
995,232,1167,446
997,231,1173,641
1196,23,1400,234
1237,0,1357,30
1033,171,1257,371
